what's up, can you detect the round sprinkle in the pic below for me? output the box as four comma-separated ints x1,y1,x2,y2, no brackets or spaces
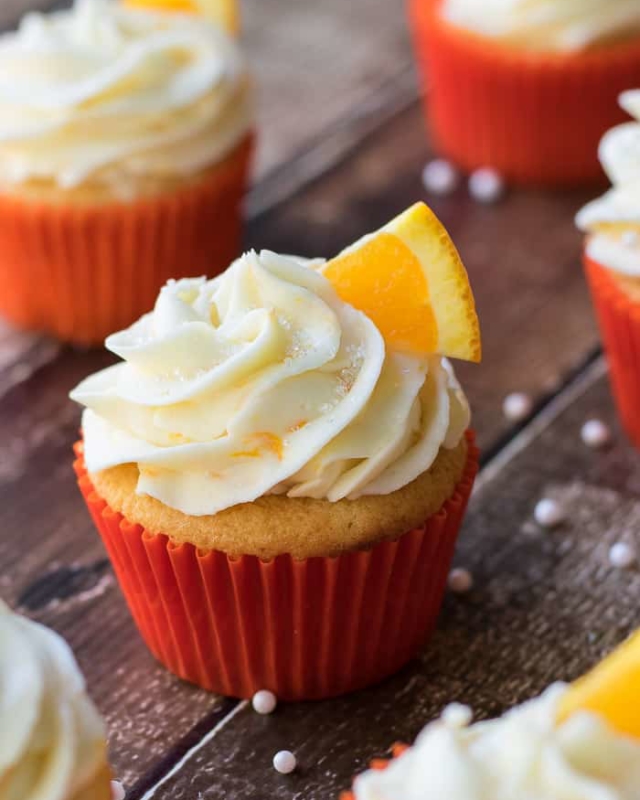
502,392,533,422
468,167,505,204
422,159,460,196
111,782,126,800
534,498,565,529
609,542,637,570
273,750,297,774
252,689,277,715
448,567,473,594
621,230,639,248
441,703,473,728
580,419,611,449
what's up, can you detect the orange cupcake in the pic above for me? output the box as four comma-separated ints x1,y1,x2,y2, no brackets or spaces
409,0,640,186
0,0,253,346
577,91,640,447
71,204,481,700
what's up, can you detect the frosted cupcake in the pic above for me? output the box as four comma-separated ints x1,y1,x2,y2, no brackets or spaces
71,203,481,700
577,90,640,447
0,603,113,800
0,0,252,345
409,0,640,185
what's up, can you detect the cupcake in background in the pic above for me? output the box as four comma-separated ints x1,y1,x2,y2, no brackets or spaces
0,602,114,800
577,91,640,448
342,630,640,799
409,0,640,186
71,202,481,701
0,0,253,346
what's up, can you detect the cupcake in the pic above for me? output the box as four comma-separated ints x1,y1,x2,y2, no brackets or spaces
576,90,640,447
409,0,640,185
0,602,113,800
343,630,640,799
0,0,253,346
71,202,481,700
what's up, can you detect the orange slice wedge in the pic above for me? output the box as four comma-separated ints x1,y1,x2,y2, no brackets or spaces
323,203,481,362
557,630,640,738
124,0,240,35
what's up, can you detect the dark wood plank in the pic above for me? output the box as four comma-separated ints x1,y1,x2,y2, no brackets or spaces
139,359,640,799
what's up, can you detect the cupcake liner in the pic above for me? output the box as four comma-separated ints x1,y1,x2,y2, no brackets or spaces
339,744,409,800
409,0,640,185
73,433,478,701
0,135,253,346
584,254,640,448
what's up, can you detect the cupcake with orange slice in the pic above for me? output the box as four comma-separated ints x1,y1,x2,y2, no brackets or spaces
577,90,640,447
409,0,640,185
71,202,481,700
0,602,114,800
343,630,640,799
0,0,252,346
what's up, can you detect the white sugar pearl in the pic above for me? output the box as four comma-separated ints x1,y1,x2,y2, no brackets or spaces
622,230,639,248
273,750,297,774
503,392,533,422
581,419,611,449
252,689,277,715
609,542,637,569
534,498,565,528
469,167,505,204
442,703,473,728
422,159,460,196
111,782,126,800
448,567,473,594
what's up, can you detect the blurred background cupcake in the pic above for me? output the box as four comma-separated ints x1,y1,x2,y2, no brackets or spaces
577,90,640,448
0,602,114,800
0,0,253,346
71,204,481,701
409,0,640,186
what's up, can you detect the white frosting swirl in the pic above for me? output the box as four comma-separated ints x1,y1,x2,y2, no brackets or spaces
442,0,640,52
577,91,640,276
0,0,252,190
71,251,470,516
0,603,107,800
354,685,640,800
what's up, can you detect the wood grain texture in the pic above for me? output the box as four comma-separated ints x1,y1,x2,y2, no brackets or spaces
136,360,640,799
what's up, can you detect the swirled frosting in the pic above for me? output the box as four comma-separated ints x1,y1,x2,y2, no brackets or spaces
0,603,107,800
71,251,470,516
577,90,640,276
354,685,640,800
442,0,640,52
0,0,251,191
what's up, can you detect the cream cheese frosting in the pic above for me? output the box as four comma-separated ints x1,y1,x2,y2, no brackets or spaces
353,685,640,800
577,90,640,276
0,603,107,800
0,0,252,191
71,251,470,516
442,0,640,52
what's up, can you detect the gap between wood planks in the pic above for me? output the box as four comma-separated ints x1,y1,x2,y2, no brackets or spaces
126,350,609,800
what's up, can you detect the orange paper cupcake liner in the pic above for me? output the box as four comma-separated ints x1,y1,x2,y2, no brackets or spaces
584,254,640,448
340,744,410,800
0,135,253,346
409,0,640,185
74,433,478,701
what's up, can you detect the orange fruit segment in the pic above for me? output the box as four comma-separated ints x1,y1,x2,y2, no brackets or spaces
322,203,481,362
557,630,640,738
124,0,240,35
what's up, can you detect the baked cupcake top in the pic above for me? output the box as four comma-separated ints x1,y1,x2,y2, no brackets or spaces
0,602,108,799
352,685,640,800
441,0,640,52
71,250,470,516
0,0,251,193
576,90,640,276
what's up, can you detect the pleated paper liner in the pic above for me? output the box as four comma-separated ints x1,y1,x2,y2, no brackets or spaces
74,432,479,701
339,744,410,800
0,135,253,347
584,254,640,448
409,0,640,185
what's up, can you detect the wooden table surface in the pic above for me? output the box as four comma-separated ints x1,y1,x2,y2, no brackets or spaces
2,2,640,799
